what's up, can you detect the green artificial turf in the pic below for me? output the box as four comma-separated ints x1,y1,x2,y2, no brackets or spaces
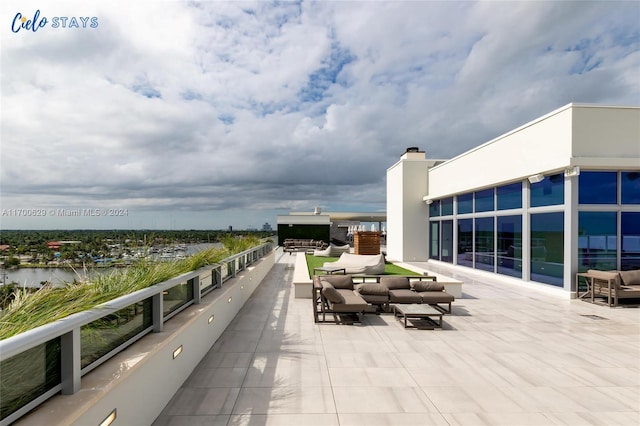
305,254,418,278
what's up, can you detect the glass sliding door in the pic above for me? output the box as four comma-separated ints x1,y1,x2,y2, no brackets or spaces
430,221,440,260
475,217,494,272
442,220,453,263
622,212,640,270
578,212,617,271
497,215,522,277
530,212,564,286
458,219,473,268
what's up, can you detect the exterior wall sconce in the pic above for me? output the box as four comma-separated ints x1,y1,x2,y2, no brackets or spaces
564,166,580,177
228,296,232,303
528,173,545,184
208,314,215,324
173,345,183,359
99,409,117,426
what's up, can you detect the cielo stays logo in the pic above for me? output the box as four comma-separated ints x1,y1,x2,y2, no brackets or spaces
11,9,98,33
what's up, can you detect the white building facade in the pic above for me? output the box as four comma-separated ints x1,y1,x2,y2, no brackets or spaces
386,104,640,294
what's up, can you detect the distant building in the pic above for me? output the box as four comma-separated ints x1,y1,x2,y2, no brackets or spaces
262,222,273,231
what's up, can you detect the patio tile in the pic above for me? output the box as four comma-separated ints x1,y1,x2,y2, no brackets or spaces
232,386,336,414
332,386,439,413
160,387,240,415
228,414,340,425
154,250,640,425
339,413,449,426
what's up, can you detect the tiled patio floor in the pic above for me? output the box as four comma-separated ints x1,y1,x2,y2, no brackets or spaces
154,249,640,426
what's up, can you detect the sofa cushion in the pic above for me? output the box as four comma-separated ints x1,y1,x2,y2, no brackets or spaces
411,281,444,292
331,289,369,312
356,283,389,296
388,289,422,303
320,274,354,289
321,282,345,304
418,291,455,304
380,276,410,290
619,269,640,286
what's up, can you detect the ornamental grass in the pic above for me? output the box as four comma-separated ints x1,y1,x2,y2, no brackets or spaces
0,235,263,340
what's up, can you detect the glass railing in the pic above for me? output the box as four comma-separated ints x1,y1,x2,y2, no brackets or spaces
0,241,274,425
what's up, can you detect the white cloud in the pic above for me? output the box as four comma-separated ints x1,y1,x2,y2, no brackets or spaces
1,0,638,229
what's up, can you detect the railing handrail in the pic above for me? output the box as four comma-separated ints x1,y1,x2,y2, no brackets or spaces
0,242,271,360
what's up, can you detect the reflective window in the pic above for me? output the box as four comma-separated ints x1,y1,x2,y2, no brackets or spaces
578,212,617,272
531,173,564,207
622,172,640,204
0,339,61,421
475,189,494,212
497,215,522,278
442,220,454,263
430,221,439,260
458,219,473,268
497,182,522,210
429,199,440,217
530,212,564,286
622,212,640,270
579,171,617,204
441,197,454,216
458,193,473,214
82,299,153,369
475,217,494,271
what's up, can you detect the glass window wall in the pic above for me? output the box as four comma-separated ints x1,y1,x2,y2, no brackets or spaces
442,197,454,216
430,221,439,260
622,172,640,204
475,189,494,212
497,183,522,210
622,212,640,270
458,219,473,268
497,215,522,278
458,193,473,214
578,212,617,272
429,199,441,217
475,217,494,272
442,220,453,263
579,172,617,204
530,212,564,286
531,173,564,207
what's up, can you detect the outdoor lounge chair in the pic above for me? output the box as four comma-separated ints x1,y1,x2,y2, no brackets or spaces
322,252,385,274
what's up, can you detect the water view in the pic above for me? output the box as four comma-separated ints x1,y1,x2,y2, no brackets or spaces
2,243,222,287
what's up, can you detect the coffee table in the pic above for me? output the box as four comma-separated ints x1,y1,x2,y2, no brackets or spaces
392,304,443,328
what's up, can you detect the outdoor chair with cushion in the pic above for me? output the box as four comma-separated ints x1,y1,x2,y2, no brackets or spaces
411,280,455,313
314,275,371,323
586,269,640,307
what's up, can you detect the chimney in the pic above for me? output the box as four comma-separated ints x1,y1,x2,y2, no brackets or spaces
401,147,425,160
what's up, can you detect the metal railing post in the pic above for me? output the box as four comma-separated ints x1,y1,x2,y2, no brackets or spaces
152,293,163,332
192,276,201,305
60,328,81,394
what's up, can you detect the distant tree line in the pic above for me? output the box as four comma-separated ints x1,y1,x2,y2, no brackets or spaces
0,229,275,258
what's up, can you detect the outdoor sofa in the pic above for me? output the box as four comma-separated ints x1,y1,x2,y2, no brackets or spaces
322,252,386,274
584,269,640,307
283,239,328,254
313,274,455,323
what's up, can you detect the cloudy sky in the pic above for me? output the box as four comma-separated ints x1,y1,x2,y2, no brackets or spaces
1,1,638,230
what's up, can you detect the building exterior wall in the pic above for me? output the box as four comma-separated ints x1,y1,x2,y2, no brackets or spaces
386,152,430,262
390,103,640,295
